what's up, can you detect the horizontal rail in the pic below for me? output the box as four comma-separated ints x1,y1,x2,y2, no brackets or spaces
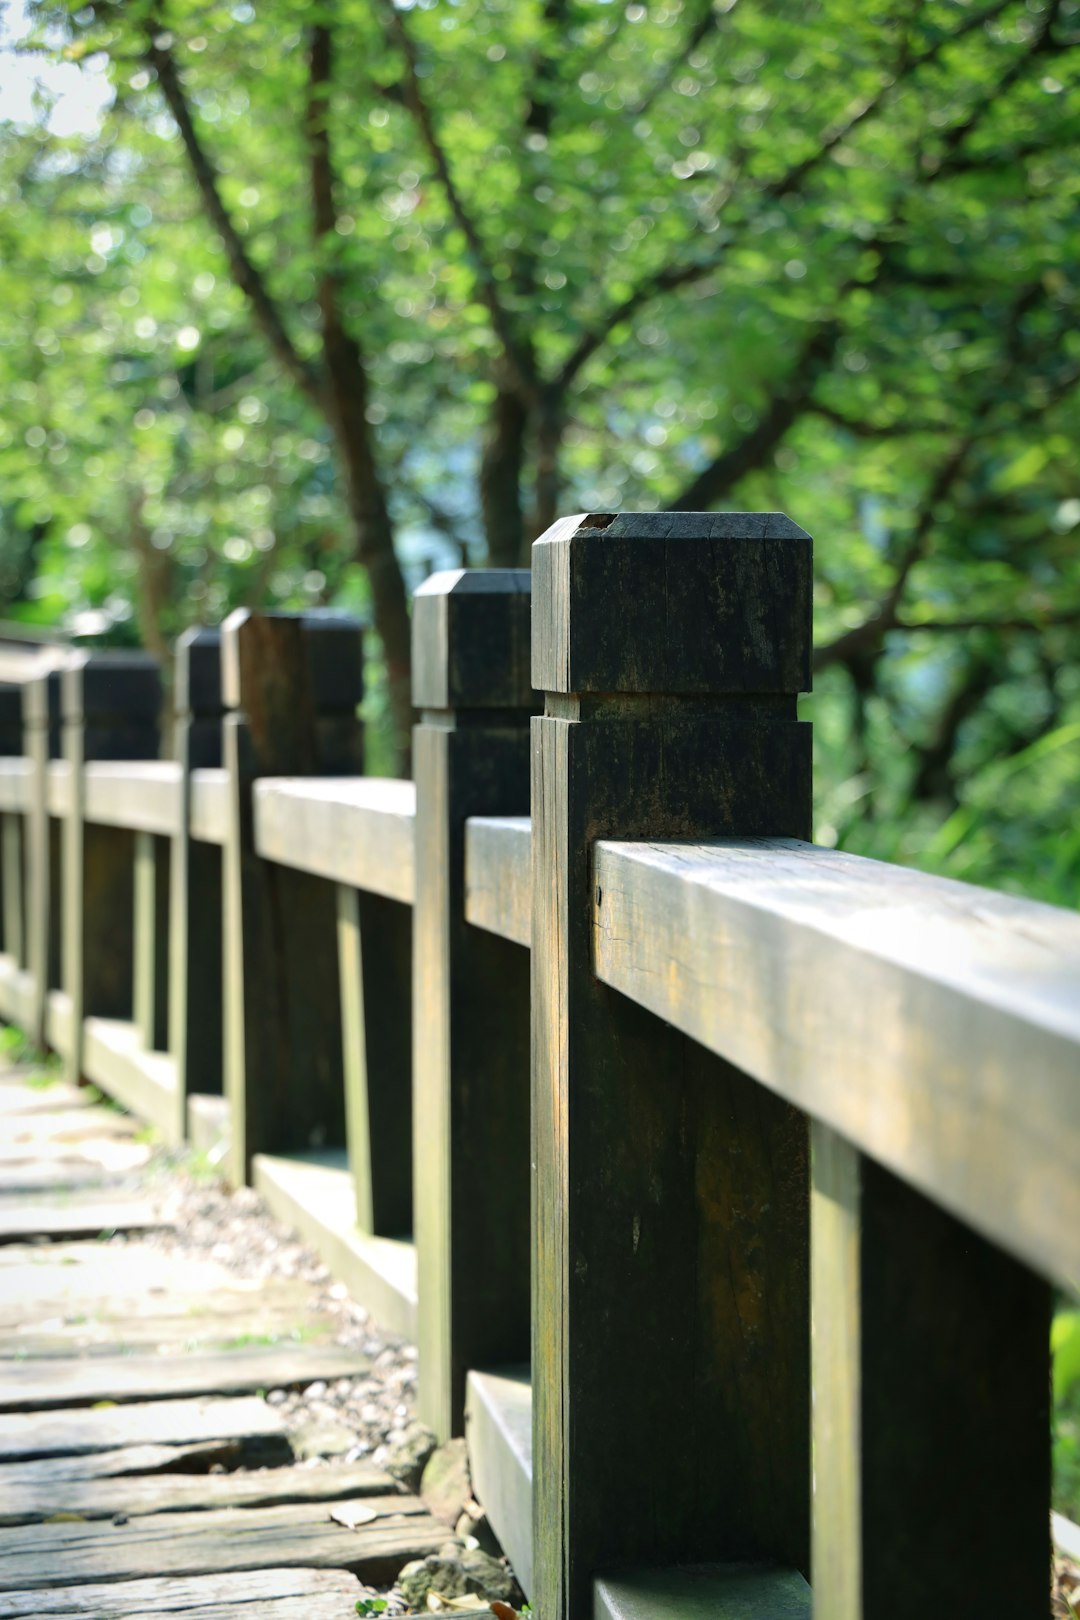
0,759,31,814
83,762,183,837
190,768,228,846
253,777,416,905
464,816,530,947
45,761,72,818
593,836,1080,1292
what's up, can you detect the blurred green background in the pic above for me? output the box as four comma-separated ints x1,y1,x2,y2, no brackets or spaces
1,0,1078,902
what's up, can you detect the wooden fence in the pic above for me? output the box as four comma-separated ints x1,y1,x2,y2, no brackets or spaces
0,512,1077,1620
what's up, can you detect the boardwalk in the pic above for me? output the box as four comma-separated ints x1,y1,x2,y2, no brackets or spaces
0,1064,450,1618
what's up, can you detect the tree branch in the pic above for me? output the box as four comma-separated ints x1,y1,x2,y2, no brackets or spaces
765,0,1017,200
628,0,719,121
378,0,536,401
146,27,323,410
665,319,842,510
815,436,977,674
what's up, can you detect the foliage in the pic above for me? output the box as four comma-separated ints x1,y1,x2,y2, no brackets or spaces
0,0,1078,878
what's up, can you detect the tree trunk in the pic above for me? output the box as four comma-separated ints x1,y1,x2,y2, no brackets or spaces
480,382,530,567
528,396,565,561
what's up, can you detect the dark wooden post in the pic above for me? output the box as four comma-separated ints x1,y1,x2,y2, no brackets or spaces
0,684,24,967
22,669,61,1048
61,653,161,1083
337,884,412,1235
169,628,225,1138
222,609,364,1187
412,569,534,1441
811,1124,1051,1619
530,512,814,1619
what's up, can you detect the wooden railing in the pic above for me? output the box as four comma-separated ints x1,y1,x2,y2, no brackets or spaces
0,513,1077,1620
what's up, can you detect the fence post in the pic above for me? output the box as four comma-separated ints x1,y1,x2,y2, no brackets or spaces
22,670,60,1049
169,628,225,1141
61,653,161,1083
530,512,814,1618
337,879,412,1234
811,1125,1050,1618
412,569,534,1441
0,685,24,967
221,610,364,1187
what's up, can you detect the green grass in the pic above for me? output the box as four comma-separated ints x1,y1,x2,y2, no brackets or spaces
1055,1310,1080,1524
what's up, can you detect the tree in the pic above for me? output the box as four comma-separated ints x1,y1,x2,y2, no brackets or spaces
6,0,1080,888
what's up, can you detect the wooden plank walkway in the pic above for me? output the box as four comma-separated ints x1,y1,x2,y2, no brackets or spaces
0,1070,449,1618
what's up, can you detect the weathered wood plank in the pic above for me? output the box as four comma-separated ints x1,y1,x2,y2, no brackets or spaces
0,1438,284,1493
81,1018,177,1139
252,1151,417,1342
592,836,1080,1291
0,1395,289,1462
0,1499,445,1591
463,815,530,947
82,763,182,838
0,1107,137,1144
530,512,813,1620
0,1565,363,1617
0,1135,151,1172
0,1464,403,1527
0,1344,371,1412
0,759,32,815
0,1195,166,1246
189,768,228,846
412,569,534,1439
255,778,416,903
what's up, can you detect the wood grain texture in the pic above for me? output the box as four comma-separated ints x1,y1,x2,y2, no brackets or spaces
531,511,811,695
412,569,534,1440
221,610,363,1185
530,512,813,1620
0,1396,289,1462
0,1499,444,1592
593,836,1080,1291
0,1459,399,1527
0,1344,371,1413
463,816,530,947
0,1440,293,1493
254,778,415,902
811,1122,1051,1619
0,1566,364,1619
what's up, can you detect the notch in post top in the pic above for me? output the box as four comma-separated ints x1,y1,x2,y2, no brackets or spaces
531,510,812,700
412,568,534,717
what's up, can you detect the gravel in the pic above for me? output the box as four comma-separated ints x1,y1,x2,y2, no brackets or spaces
129,1157,420,1467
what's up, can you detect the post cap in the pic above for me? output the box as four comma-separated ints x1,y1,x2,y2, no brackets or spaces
61,650,162,724
174,627,223,718
221,610,364,714
412,568,533,711
531,511,812,697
